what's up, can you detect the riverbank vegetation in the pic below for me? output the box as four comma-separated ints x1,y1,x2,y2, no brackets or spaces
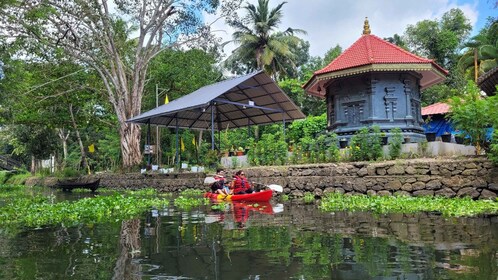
2,183,498,235
0,185,215,231
320,192,498,217
0,187,171,231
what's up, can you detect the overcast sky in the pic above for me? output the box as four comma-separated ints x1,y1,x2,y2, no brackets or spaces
209,0,496,58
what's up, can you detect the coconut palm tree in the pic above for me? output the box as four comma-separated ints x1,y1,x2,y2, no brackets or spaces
458,20,498,82
225,0,306,80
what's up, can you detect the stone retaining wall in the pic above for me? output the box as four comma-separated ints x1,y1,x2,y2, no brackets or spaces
244,157,498,200
27,157,498,200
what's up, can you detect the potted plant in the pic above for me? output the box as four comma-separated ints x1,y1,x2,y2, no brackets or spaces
425,132,436,142
455,135,465,144
236,147,245,156
441,132,451,143
339,138,348,149
380,132,388,145
454,131,464,144
424,116,436,142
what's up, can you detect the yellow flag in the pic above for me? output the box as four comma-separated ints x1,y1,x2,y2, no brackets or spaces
165,95,169,104
88,144,95,153
180,137,185,151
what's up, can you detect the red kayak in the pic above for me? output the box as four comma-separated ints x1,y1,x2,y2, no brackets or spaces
204,189,273,202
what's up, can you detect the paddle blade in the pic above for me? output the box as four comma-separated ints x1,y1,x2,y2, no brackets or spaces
204,177,216,185
267,184,283,192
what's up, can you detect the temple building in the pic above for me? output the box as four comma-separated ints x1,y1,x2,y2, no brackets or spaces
304,18,448,142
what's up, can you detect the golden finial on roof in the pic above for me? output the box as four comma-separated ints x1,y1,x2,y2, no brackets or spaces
363,17,371,35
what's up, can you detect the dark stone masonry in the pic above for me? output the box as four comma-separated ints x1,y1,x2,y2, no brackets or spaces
27,157,498,200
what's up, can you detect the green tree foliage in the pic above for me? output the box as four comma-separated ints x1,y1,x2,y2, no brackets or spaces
350,126,383,161
458,18,498,83
0,57,112,173
278,45,342,116
225,0,307,80
388,127,404,159
278,78,326,116
247,130,287,166
145,49,222,109
287,114,327,144
322,45,343,66
384,34,408,50
404,8,472,69
0,0,238,168
448,81,498,155
490,130,498,165
290,132,339,164
404,8,472,105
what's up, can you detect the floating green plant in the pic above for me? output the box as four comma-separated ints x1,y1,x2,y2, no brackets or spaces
211,201,228,210
320,193,498,217
174,195,209,211
0,190,170,229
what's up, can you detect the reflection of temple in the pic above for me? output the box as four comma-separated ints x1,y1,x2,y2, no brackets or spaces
304,18,448,142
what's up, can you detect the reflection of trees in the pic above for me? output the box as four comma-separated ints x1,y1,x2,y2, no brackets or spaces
113,219,141,280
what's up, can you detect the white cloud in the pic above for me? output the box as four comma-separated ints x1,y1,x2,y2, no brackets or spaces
207,0,479,59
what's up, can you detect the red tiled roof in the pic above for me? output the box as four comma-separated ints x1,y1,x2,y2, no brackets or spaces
316,34,447,75
421,102,450,116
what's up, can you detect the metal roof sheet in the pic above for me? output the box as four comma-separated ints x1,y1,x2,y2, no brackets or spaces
127,71,306,130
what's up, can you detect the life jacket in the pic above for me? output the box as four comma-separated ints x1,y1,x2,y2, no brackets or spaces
232,175,250,194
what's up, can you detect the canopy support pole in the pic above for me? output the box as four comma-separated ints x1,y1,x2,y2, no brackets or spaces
282,114,286,143
211,101,215,150
248,119,251,138
175,118,179,169
147,121,151,168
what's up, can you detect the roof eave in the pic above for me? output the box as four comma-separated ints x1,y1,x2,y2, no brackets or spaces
304,63,447,95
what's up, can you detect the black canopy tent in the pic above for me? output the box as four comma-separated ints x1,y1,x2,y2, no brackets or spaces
126,70,306,166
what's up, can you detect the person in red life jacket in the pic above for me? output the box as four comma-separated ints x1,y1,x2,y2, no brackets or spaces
231,170,254,194
211,168,231,194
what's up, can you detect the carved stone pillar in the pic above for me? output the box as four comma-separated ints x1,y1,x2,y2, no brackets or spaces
384,86,397,122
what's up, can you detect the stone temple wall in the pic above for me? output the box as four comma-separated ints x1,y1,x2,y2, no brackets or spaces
27,157,498,200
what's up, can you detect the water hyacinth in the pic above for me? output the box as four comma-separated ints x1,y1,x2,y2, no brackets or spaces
320,193,498,217
0,190,170,229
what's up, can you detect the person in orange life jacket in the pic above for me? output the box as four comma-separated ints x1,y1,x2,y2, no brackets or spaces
231,170,253,194
211,168,231,195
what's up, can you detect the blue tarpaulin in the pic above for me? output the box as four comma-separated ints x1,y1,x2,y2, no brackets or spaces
423,118,454,137
423,118,494,140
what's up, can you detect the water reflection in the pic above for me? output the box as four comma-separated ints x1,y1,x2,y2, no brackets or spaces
0,197,497,279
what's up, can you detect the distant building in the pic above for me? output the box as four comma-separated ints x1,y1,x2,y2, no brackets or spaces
477,66,498,96
421,102,453,137
304,18,448,142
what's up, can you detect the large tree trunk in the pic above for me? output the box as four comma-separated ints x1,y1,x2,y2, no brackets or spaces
119,122,142,168
69,104,89,172
57,128,70,161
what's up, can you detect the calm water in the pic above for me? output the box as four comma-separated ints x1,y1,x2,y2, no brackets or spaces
1,191,498,279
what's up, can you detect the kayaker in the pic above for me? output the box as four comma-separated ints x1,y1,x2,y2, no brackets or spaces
231,170,254,194
211,168,231,195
